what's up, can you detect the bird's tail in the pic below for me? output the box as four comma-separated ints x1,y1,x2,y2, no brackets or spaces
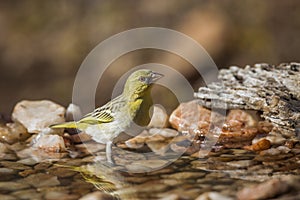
50,121,78,129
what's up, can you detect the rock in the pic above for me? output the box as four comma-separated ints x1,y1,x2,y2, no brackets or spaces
70,132,92,143
237,177,291,200
226,160,256,168
0,194,17,200
0,181,30,191
259,145,291,156
12,100,65,134
125,159,169,172
148,105,169,128
44,190,80,200
196,192,233,200
0,143,9,155
169,101,266,149
195,63,300,142
75,141,106,154
0,122,30,144
266,132,286,145
169,100,211,134
11,189,43,200
79,191,113,200
124,128,178,155
32,134,66,152
162,171,206,180
20,173,60,188
66,103,82,121
244,138,271,151
0,161,31,170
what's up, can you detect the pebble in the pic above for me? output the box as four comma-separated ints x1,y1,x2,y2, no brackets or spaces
148,105,169,128
79,191,113,200
0,194,17,200
20,173,60,188
0,161,32,170
44,190,80,200
75,142,105,154
0,167,15,175
244,138,271,151
32,134,66,152
125,159,169,172
226,160,256,168
66,103,82,121
12,100,65,134
162,171,206,180
11,189,43,200
0,181,30,191
0,123,30,144
237,178,291,200
196,192,234,200
17,158,39,166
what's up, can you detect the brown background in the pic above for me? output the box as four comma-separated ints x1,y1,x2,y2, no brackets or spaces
0,0,299,115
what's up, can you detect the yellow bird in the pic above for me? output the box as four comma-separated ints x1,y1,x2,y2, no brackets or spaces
50,69,163,163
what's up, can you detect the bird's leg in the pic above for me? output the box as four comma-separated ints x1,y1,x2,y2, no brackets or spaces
106,141,115,165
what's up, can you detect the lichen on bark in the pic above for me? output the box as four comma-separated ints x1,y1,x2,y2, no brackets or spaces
194,63,300,141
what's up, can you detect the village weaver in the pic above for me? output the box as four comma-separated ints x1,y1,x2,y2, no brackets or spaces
50,69,163,163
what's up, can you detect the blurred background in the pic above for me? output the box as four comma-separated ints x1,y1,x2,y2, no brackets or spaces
0,0,299,115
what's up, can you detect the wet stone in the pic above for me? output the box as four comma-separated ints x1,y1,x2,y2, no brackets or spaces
162,171,206,180
0,161,32,170
79,191,114,200
20,173,60,188
196,191,234,200
17,158,39,166
125,159,169,172
0,181,31,191
12,100,65,134
11,189,43,200
0,194,17,200
226,160,256,168
44,190,80,200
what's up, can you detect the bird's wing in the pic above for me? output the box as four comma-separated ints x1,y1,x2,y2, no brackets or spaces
80,107,114,124
80,95,127,124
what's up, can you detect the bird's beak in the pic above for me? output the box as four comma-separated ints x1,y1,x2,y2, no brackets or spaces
150,71,164,83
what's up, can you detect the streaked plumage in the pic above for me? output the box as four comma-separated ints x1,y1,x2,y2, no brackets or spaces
50,69,163,163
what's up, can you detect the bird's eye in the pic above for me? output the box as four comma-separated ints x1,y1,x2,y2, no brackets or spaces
139,77,146,82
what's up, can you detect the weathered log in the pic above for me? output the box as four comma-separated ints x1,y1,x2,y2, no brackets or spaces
195,63,300,140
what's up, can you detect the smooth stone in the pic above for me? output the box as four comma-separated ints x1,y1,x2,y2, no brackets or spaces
79,191,113,200
196,192,233,200
20,173,60,188
0,194,17,200
127,159,169,170
66,103,82,121
162,171,206,179
0,161,32,170
75,142,105,154
149,128,178,138
17,158,39,166
226,160,256,168
0,181,30,191
0,153,18,161
12,100,65,134
159,194,180,200
0,123,30,144
44,190,80,200
148,105,169,128
11,189,43,200
237,178,291,200
48,167,77,178
0,167,15,174
32,134,66,152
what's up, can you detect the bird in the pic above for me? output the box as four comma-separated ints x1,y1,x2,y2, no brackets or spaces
50,69,163,164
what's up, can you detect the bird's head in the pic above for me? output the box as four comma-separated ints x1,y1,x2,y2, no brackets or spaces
123,69,163,99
